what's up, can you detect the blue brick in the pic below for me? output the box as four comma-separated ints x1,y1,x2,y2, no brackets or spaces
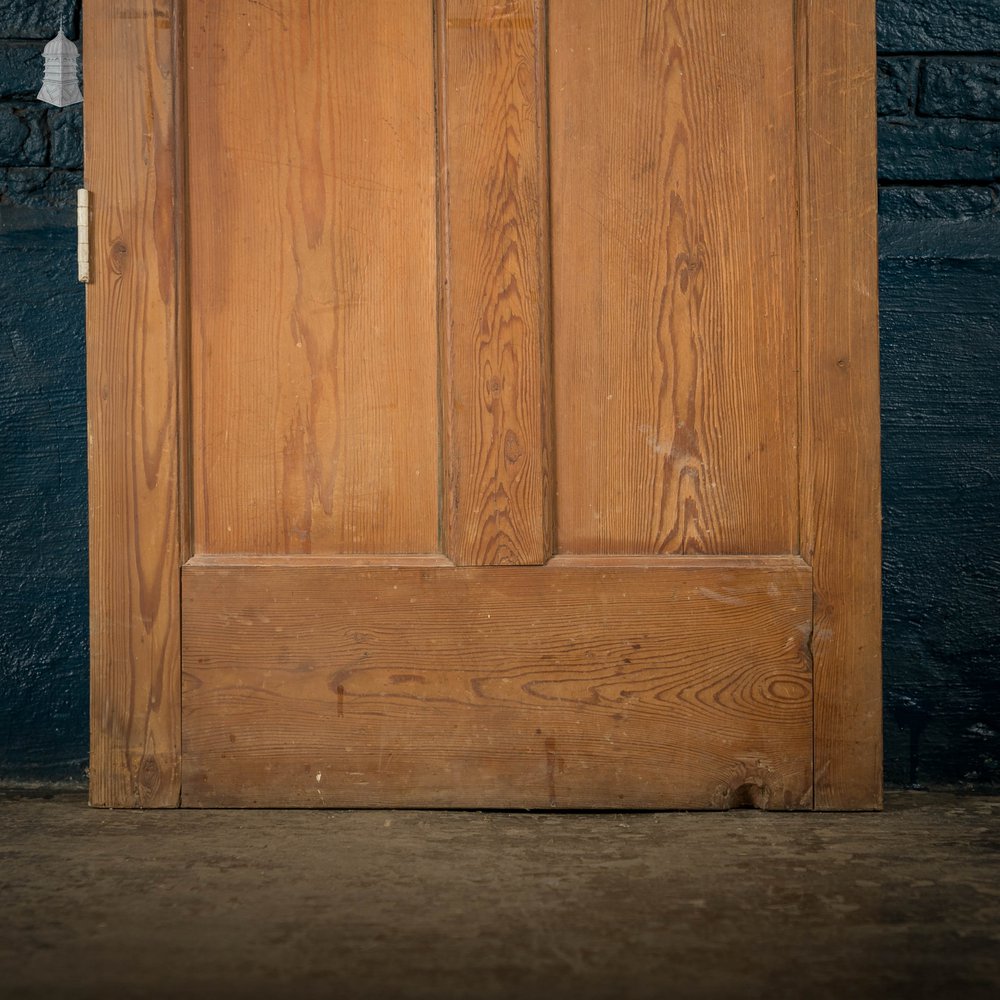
878,0,1000,52
0,167,79,208
920,59,1000,121
878,58,916,117
0,104,47,168
0,44,44,98
879,120,1000,181
0,1,79,39
879,185,998,222
49,106,82,169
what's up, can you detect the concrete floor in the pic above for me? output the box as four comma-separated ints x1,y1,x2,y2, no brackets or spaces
1,791,997,999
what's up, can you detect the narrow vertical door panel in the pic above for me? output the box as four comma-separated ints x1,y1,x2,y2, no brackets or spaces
440,0,552,565
187,0,441,555
549,0,800,555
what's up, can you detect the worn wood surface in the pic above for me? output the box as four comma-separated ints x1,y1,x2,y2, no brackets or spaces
85,0,182,807
549,0,799,555
86,0,883,810
439,0,551,565
182,558,813,809
799,0,882,809
187,0,440,555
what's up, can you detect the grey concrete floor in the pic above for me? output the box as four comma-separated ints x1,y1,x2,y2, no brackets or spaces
1,790,998,1000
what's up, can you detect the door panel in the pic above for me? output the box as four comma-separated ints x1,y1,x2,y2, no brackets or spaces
440,0,552,566
182,556,813,808
188,0,441,554
550,0,800,555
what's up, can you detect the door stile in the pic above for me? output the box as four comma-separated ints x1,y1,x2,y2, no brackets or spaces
797,0,882,810
86,0,184,807
438,0,553,566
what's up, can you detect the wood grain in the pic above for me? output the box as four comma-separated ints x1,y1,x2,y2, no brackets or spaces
85,0,181,807
549,0,799,555
181,558,813,809
85,0,882,810
798,0,882,809
186,0,440,555
440,0,551,565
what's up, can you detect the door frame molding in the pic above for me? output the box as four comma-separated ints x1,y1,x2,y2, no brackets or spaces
84,0,880,809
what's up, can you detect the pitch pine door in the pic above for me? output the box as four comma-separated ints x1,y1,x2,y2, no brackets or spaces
85,0,881,809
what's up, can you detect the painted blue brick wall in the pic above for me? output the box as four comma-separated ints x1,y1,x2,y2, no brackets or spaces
0,1,86,782
0,215,88,780
0,2,997,788
877,2,1000,788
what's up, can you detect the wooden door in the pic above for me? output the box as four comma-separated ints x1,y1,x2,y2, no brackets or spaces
85,0,881,809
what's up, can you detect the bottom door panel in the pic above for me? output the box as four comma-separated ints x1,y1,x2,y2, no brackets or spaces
181,556,813,809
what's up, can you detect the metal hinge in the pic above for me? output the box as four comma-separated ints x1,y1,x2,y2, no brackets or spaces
77,188,90,283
